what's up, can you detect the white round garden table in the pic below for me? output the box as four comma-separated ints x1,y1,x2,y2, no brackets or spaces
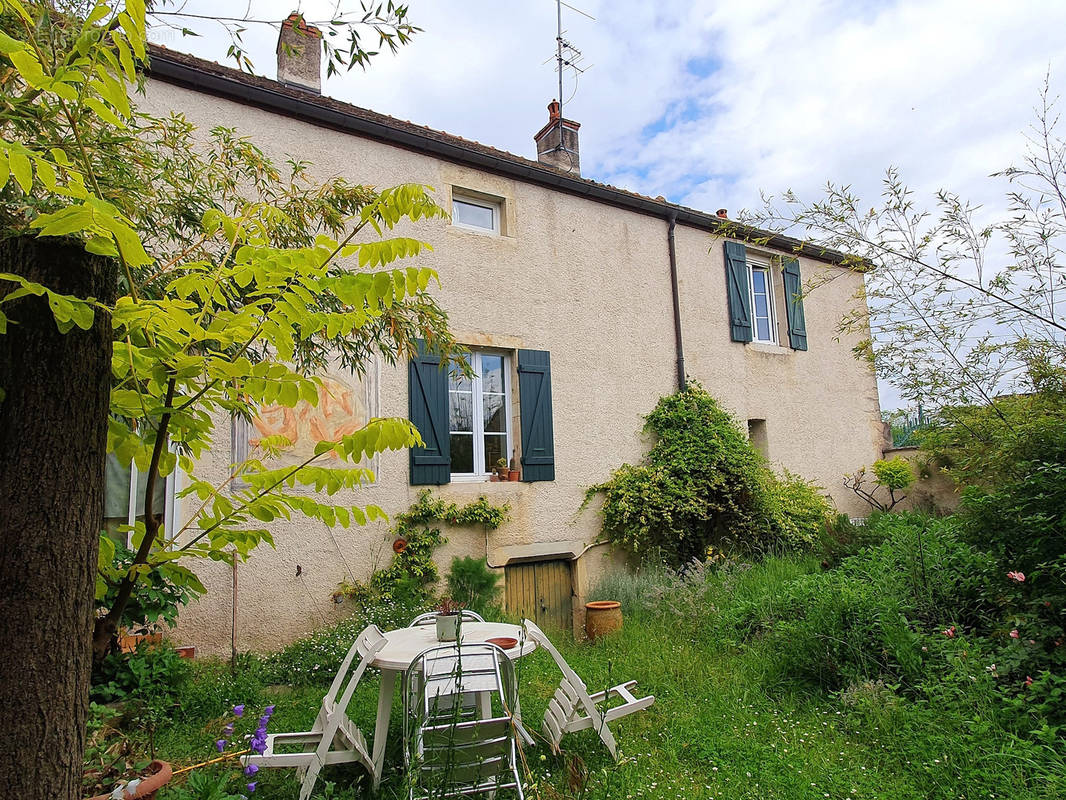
368,621,535,787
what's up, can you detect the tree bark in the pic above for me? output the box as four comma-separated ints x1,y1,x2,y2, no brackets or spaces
0,236,115,800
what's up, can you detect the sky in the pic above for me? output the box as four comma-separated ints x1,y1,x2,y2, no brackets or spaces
148,0,1066,408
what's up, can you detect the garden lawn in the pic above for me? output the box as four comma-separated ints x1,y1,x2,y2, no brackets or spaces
130,555,1065,799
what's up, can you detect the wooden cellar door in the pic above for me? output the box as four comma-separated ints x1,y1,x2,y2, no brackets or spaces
505,559,573,631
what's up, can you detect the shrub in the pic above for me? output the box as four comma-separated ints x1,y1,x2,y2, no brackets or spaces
90,641,190,704
764,470,835,550
446,557,501,614
587,382,828,565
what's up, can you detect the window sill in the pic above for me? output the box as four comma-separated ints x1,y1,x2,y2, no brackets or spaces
747,341,792,356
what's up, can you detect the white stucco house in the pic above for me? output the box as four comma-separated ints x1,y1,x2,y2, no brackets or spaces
129,20,884,651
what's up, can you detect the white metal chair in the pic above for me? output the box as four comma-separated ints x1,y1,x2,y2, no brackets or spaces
522,618,654,760
242,624,387,800
408,610,486,627
403,643,525,799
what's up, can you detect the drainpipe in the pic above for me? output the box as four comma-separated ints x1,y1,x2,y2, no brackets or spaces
666,211,686,391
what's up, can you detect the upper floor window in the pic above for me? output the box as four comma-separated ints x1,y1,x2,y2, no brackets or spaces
452,194,500,234
748,255,777,344
448,350,512,478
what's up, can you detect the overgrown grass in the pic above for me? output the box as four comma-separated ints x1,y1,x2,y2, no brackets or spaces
96,523,1066,800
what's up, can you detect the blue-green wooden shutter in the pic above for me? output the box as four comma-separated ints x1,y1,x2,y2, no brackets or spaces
517,349,555,482
782,258,808,351
409,341,450,485
724,241,753,342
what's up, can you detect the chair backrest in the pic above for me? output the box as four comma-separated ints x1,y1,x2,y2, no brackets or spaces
408,610,486,627
404,643,520,793
523,618,618,758
415,716,519,796
323,624,386,715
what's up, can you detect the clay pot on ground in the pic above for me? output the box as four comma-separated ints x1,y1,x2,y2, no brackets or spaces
89,760,172,800
507,469,520,481
585,600,623,640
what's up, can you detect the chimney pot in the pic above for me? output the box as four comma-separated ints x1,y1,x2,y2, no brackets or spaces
277,11,322,93
716,208,728,219
534,99,581,176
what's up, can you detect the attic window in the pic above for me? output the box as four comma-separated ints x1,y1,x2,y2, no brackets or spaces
452,192,501,234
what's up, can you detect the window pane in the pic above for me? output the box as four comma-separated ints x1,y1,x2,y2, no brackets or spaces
751,268,767,294
480,354,504,393
450,433,474,473
449,391,472,432
755,315,772,342
449,354,472,392
453,199,495,231
483,392,506,432
484,433,506,473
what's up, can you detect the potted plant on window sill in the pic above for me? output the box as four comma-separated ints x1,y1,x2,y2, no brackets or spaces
435,596,462,642
508,451,520,481
491,458,508,482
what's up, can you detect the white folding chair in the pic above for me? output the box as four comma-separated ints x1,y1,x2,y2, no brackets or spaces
408,610,486,627
522,619,654,760
403,643,525,799
242,624,386,800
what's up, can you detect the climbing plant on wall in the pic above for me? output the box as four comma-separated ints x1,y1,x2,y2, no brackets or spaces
336,490,509,606
585,381,833,566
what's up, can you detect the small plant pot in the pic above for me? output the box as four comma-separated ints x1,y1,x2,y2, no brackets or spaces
585,600,622,641
118,632,163,654
507,469,520,481
436,612,459,642
89,760,172,800
175,645,196,659
489,473,500,482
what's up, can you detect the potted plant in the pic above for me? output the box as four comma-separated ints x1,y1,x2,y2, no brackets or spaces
435,596,462,641
493,458,508,481
507,450,520,481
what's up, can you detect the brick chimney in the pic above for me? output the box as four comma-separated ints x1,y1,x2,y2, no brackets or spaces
277,12,322,93
534,100,581,175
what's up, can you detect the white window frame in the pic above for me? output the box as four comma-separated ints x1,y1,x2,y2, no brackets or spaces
747,255,778,345
451,193,501,235
122,447,182,548
449,350,513,480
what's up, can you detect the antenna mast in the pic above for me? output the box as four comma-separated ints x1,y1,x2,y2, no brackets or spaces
549,0,593,119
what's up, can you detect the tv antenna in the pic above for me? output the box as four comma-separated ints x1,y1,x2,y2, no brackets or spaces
546,0,594,118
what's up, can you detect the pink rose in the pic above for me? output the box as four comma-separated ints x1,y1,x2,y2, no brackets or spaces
1010,629,1020,639
1007,571,1026,583
943,626,956,638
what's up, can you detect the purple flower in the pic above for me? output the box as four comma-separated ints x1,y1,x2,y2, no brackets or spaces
216,739,226,752
258,715,271,728
244,764,259,776
222,723,235,736
250,735,267,755
246,782,258,793
232,704,245,717
263,705,275,716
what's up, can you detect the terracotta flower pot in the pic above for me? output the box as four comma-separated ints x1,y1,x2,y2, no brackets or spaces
585,600,622,641
507,469,520,481
89,760,172,800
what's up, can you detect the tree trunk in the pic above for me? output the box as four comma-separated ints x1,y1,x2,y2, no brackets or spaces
0,236,115,800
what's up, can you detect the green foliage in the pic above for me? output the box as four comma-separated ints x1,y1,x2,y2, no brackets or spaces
587,382,830,565
764,469,835,550
95,540,204,634
873,456,916,492
90,641,189,704
446,556,501,614
163,769,245,800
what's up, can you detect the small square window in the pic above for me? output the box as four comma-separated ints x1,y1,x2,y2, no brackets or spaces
452,194,500,234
